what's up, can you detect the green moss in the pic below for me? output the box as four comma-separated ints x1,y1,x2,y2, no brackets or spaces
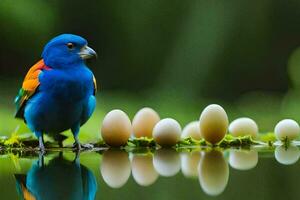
175,137,207,148
219,135,258,148
127,137,157,148
258,132,276,143
0,132,290,153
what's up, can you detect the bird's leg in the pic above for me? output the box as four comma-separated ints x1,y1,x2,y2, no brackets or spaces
38,136,45,152
71,125,93,151
72,125,82,151
37,132,45,168
74,135,82,151
35,131,45,153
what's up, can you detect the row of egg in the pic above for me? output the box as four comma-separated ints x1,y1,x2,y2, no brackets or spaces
101,104,300,147
100,146,300,196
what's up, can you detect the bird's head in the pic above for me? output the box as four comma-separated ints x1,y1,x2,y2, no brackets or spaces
42,34,97,68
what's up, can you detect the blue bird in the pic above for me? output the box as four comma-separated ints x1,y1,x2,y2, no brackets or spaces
15,153,97,200
14,34,97,151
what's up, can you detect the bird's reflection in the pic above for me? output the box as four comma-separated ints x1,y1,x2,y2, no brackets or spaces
198,150,229,196
229,149,258,170
131,154,159,186
153,149,181,177
15,153,97,200
275,144,300,165
100,150,131,188
180,152,201,178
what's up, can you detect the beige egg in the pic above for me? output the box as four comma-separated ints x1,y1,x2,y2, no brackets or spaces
153,118,182,147
198,150,229,196
153,149,181,177
131,154,159,186
181,121,201,140
100,150,131,188
229,150,258,170
275,145,300,165
274,119,300,141
101,109,132,146
199,104,228,144
229,117,258,138
180,152,201,178
132,107,160,138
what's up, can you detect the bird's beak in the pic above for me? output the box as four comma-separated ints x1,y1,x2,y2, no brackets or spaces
79,45,97,59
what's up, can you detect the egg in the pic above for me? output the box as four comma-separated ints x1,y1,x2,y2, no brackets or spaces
132,107,160,138
229,117,258,138
101,109,132,146
275,145,300,165
100,150,131,188
274,119,300,141
199,104,228,144
181,121,201,140
180,152,201,178
153,118,182,147
153,149,181,177
198,150,229,196
229,150,258,170
131,154,159,186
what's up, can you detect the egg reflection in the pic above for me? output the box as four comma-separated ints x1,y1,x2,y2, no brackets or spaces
100,150,131,188
275,145,300,165
131,154,159,186
229,150,258,170
198,150,229,196
180,152,201,178
153,149,181,177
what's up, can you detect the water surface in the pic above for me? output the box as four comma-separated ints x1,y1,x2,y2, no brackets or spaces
1,146,300,200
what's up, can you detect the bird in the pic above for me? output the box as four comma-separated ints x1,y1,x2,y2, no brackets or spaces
14,34,97,151
15,153,97,200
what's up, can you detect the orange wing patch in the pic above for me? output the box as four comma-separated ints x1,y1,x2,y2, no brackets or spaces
15,59,51,119
20,183,36,200
22,59,50,92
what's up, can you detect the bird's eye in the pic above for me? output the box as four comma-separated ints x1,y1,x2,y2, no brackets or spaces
67,43,75,49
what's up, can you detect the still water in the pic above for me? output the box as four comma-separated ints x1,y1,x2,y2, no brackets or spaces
0,146,300,200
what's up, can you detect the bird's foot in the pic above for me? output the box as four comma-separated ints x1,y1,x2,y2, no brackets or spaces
38,136,46,153
38,147,45,154
81,143,94,149
73,142,94,151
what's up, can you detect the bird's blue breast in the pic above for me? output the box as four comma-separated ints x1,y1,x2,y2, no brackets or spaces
24,64,95,133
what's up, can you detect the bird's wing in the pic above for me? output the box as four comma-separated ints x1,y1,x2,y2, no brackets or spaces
93,75,97,95
15,59,51,119
15,174,36,200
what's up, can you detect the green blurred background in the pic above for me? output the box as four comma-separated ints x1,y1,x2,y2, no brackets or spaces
1,0,300,140
1,2,300,200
